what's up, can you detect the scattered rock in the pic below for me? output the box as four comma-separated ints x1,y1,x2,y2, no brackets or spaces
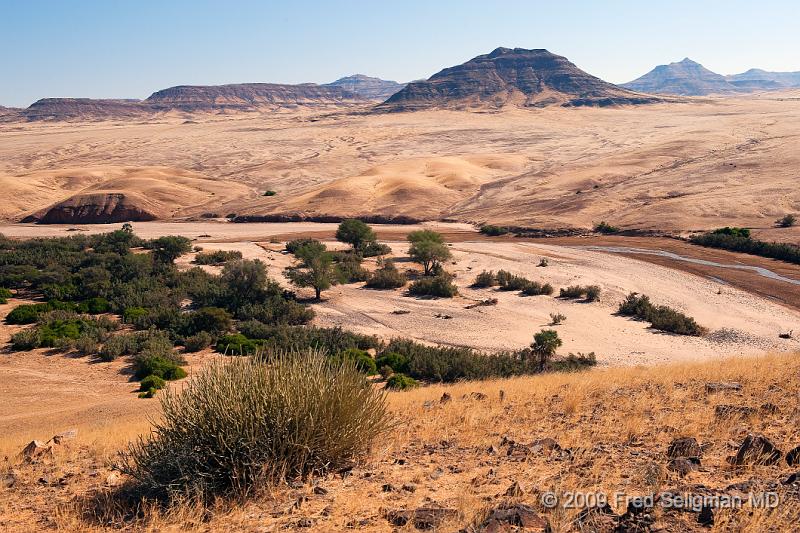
382,483,395,492
530,438,562,454
782,472,799,485
1,470,17,488
667,437,702,458
487,445,499,455
440,392,452,404
430,467,444,480
705,382,742,394
786,445,800,467
697,505,714,526
760,402,780,415
728,434,783,466
714,404,757,419
402,483,417,492
50,429,78,445
20,440,53,462
499,390,505,402
575,504,617,531
386,507,459,530
296,517,314,528
467,392,488,401
313,485,328,495
668,457,700,476
468,503,551,533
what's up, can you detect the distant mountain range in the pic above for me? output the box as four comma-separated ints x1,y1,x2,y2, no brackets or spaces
4,51,800,121
623,58,800,96
324,75,405,100
382,47,660,110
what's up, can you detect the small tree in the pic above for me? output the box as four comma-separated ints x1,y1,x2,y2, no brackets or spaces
148,236,192,264
530,329,562,370
407,230,451,276
286,242,342,300
777,214,797,228
336,219,377,253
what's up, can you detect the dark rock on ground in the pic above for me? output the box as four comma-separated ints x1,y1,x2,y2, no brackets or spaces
465,503,550,532
386,507,459,530
728,434,783,466
668,457,700,476
705,382,742,393
667,437,702,458
714,404,757,419
786,445,800,467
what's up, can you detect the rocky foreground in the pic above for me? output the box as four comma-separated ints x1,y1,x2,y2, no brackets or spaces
1,352,798,531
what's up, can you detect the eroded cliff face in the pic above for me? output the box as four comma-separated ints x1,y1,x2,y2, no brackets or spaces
381,47,660,110
22,192,158,224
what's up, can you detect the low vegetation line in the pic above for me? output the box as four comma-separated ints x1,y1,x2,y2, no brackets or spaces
690,227,800,266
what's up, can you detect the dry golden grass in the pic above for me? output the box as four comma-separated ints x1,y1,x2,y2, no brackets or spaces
2,352,798,531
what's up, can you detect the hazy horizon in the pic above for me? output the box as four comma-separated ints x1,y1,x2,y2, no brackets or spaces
2,0,799,107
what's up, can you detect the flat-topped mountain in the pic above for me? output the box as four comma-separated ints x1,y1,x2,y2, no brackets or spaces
18,98,148,121
324,74,405,100
622,58,741,96
381,47,659,110
726,68,800,91
144,83,365,111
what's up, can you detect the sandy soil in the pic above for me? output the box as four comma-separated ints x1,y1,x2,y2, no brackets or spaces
2,92,800,230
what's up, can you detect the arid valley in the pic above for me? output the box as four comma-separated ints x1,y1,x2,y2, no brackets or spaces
2,23,800,533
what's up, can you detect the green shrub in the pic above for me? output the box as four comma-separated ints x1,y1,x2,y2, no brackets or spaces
366,260,406,289
360,241,391,258
408,273,458,298
777,214,797,228
236,323,381,354
74,334,99,356
594,221,619,234
548,352,597,372
11,328,40,351
338,348,377,375
82,297,111,314
285,238,318,255
584,285,601,302
123,307,148,324
711,226,751,238
496,270,531,291
479,225,509,236
385,373,419,390
215,333,262,355
119,349,393,501
184,331,214,353
617,292,705,336
375,352,409,374
689,230,800,266
334,252,370,283
472,270,497,288
140,374,167,391
263,190,277,197
538,258,549,267
6,303,48,324
185,307,232,337
193,250,243,265
531,329,563,369
559,285,585,299
99,333,140,361
521,281,554,296
138,388,157,399
133,355,187,381
549,313,566,325
0,287,11,304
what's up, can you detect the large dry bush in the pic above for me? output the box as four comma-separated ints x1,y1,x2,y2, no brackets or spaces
119,349,393,501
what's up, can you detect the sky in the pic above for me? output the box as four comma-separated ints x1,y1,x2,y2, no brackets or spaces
1,0,798,107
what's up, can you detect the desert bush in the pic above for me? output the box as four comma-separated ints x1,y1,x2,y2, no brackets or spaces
408,272,458,298
538,258,549,267
548,352,597,371
193,250,243,265
360,241,391,258
140,374,166,392
472,270,497,288
6,303,50,324
138,388,156,399
285,238,318,255
123,307,148,324
479,225,509,236
338,348,377,375
185,307,232,337
99,332,141,361
777,214,797,228
145,236,193,264
133,355,187,381
549,312,566,325
690,230,800,265
376,352,410,374
0,287,12,304
594,221,619,234
365,260,406,289
262,190,277,196
184,331,214,353
617,292,705,336
74,334,99,356
10,328,40,351
495,270,531,291
334,252,370,283
236,323,381,354
521,281,554,296
385,373,419,390
584,285,601,302
119,349,393,501
559,285,585,299
215,333,262,355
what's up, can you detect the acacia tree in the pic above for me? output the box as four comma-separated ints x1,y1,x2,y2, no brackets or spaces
407,230,451,275
336,219,377,252
285,241,342,300
530,329,562,370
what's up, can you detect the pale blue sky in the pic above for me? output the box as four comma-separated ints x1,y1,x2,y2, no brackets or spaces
1,0,798,107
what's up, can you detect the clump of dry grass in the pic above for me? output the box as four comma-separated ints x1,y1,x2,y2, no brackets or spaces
118,348,393,502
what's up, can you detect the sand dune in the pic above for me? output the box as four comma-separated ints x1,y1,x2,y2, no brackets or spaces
2,92,800,229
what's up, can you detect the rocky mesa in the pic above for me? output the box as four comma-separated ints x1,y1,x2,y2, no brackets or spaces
380,47,661,110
